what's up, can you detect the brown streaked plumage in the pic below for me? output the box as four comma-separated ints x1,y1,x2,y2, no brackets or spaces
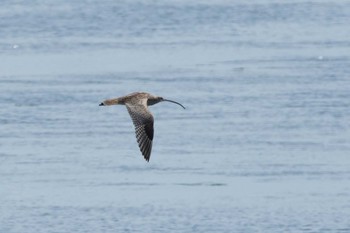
99,92,185,162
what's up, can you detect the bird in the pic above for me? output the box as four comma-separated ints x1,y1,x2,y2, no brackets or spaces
99,92,185,162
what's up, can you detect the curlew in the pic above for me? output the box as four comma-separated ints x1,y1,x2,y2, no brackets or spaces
99,92,185,162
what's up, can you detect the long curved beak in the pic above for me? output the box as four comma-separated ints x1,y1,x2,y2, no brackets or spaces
163,99,186,109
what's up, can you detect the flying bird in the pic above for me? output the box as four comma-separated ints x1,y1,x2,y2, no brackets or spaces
99,92,185,162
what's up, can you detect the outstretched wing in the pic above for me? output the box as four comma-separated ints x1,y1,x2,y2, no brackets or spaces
125,103,154,161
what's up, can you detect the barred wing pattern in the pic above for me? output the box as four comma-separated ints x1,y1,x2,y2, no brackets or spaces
126,103,154,161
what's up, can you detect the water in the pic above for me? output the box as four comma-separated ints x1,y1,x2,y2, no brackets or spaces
1,0,350,232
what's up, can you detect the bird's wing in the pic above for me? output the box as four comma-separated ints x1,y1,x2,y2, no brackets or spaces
125,103,154,161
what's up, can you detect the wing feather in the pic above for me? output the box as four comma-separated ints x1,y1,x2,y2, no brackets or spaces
126,103,154,161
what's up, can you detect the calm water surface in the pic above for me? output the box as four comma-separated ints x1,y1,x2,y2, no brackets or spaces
1,1,350,232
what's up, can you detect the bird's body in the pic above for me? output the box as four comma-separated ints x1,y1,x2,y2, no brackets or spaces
100,92,185,162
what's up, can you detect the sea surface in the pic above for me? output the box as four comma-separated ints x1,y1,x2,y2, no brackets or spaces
1,0,350,232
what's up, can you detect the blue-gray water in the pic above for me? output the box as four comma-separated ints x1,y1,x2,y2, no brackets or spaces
1,1,350,232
